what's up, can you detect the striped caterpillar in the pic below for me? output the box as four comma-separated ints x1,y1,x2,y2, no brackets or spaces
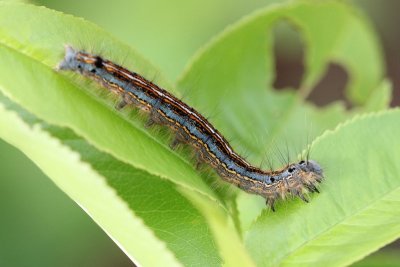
58,46,323,211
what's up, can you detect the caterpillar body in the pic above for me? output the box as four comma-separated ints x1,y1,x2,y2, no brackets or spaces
58,46,323,211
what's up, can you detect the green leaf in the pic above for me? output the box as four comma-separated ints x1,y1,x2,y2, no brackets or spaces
246,109,400,266
177,1,384,158
180,190,256,267
0,92,225,266
0,2,220,203
176,0,386,232
0,99,182,266
0,3,253,265
0,1,394,267
361,79,392,112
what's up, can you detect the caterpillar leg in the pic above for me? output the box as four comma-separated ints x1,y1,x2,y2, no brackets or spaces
266,198,276,212
145,109,163,128
194,152,206,170
116,99,128,110
145,117,156,128
170,136,182,150
115,93,133,110
169,132,187,150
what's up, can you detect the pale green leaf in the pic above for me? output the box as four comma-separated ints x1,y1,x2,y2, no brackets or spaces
0,99,183,267
246,109,400,266
0,92,224,266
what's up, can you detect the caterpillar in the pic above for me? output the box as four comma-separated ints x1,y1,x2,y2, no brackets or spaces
58,45,323,211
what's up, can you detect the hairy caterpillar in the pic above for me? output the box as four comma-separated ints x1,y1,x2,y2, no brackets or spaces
58,46,323,211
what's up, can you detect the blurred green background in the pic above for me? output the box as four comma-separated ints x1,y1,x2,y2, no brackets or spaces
1,0,399,266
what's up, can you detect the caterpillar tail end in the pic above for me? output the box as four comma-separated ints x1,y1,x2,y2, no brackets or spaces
56,45,78,71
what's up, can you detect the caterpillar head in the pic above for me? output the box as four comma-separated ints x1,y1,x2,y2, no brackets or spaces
265,160,324,211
